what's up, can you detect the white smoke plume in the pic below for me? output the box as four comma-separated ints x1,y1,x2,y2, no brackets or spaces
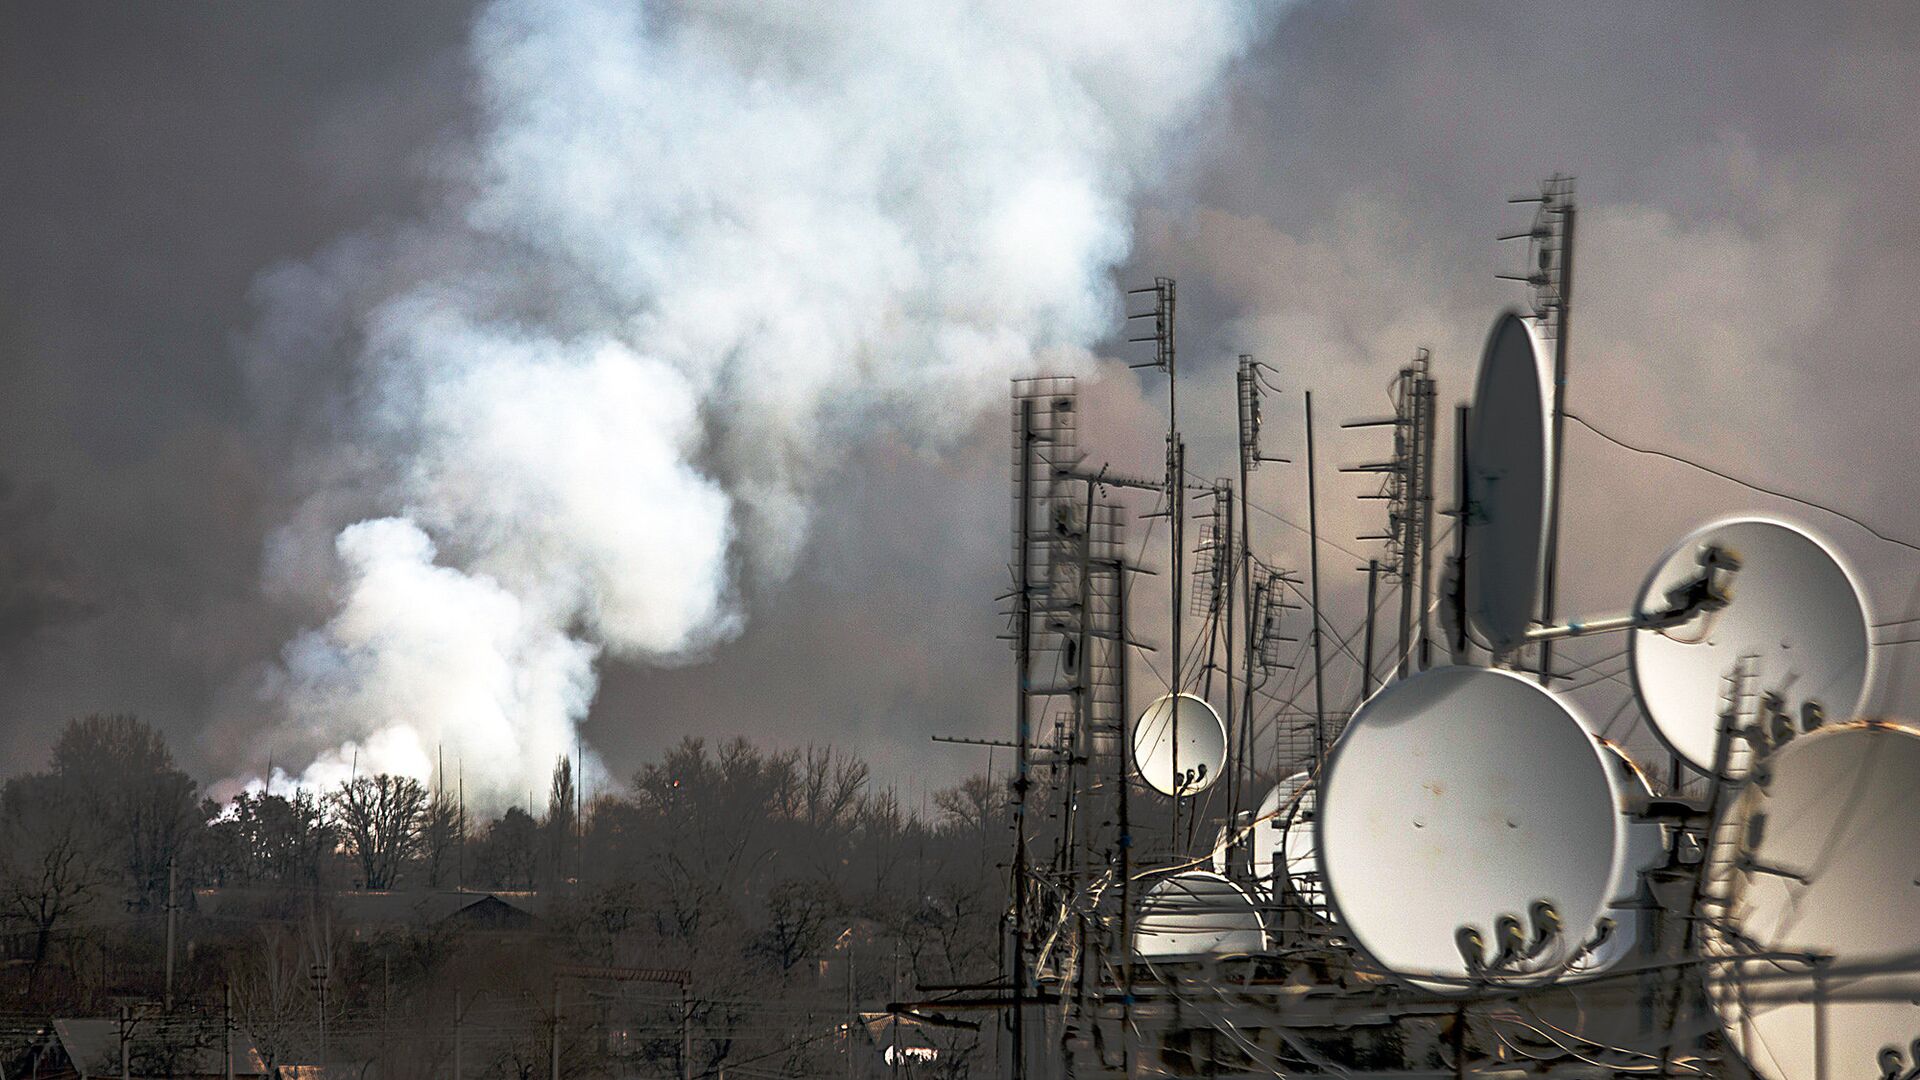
244,0,1265,810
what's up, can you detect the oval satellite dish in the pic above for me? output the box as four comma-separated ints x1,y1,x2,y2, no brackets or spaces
1464,312,1553,651
1250,772,1310,898
1566,742,1667,980
1131,693,1227,797
1630,517,1871,773
1706,722,1920,1080
1133,871,1267,959
1317,667,1622,993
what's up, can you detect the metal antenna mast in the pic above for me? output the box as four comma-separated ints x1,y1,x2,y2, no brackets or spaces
1343,349,1436,679
1006,380,1080,1078
1233,356,1288,810
1499,175,1575,682
1126,278,1182,847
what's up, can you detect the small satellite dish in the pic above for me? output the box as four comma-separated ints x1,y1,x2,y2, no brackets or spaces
1566,742,1667,979
1131,693,1227,797
1133,871,1267,959
1630,517,1871,773
1463,312,1554,651
1706,722,1920,1080
1317,667,1622,993
1250,772,1310,898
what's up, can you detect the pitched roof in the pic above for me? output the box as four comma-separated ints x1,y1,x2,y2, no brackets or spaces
51,1018,268,1079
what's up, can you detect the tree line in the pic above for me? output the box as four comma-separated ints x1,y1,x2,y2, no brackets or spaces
0,715,1017,1078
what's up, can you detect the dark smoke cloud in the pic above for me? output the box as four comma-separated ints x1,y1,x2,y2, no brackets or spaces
4,1,1920,796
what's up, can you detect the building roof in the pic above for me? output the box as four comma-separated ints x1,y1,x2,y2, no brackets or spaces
194,888,542,930
50,1018,268,1079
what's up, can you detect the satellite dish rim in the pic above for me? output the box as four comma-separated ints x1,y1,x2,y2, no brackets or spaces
1627,514,1874,774
1464,309,1555,650
1704,719,1920,1080
1316,666,1624,994
1130,691,1228,798
1133,869,1269,960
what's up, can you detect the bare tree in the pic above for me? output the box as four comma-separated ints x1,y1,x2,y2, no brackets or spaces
331,774,427,890
0,772,108,993
421,795,463,888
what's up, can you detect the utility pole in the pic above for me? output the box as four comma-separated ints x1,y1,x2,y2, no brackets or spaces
310,963,328,1069
681,980,694,1080
164,856,177,1011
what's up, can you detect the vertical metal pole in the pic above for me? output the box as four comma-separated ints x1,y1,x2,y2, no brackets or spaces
846,950,856,1080
1237,373,1257,818
455,989,464,1080
1361,560,1379,699
1222,484,1237,824
1012,399,1033,1080
1418,375,1438,671
120,1006,130,1080
1169,439,1184,851
164,856,177,1011
681,980,694,1080
551,981,561,1080
1539,194,1575,684
1114,562,1133,1080
1396,370,1417,680
1304,393,1329,767
1452,405,1470,663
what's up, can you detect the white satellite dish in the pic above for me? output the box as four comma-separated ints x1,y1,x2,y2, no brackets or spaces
1133,871,1267,959
1463,311,1554,651
1280,785,1325,915
1131,693,1227,797
1317,667,1622,993
1250,772,1310,897
1630,517,1871,773
1566,742,1668,979
1706,722,1920,1080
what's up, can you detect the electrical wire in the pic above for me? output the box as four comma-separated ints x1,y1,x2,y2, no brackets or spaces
1565,411,1920,555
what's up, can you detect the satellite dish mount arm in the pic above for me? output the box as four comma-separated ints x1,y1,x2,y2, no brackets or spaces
1521,543,1740,644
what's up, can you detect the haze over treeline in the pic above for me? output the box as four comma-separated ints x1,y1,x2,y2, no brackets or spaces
0,713,1023,1077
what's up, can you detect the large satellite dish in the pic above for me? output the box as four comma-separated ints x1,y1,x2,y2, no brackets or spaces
1706,723,1920,1080
1133,871,1267,959
1131,693,1227,797
1630,517,1871,773
1463,311,1553,651
1566,742,1668,979
1317,667,1622,992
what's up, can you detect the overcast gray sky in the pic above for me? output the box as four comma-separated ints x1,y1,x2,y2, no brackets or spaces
4,1,1918,804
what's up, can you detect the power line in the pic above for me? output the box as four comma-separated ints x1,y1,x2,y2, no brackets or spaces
1565,412,1920,555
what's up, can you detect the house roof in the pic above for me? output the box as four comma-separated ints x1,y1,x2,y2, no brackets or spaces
194,888,542,929
51,1018,268,1079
